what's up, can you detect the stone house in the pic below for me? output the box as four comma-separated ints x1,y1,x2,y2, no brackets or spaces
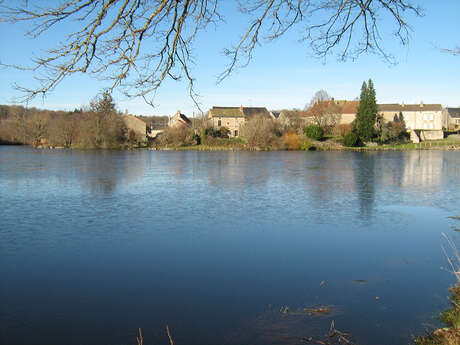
338,101,360,125
122,114,147,141
444,108,460,131
169,111,192,128
208,106,272,137
276,110,312,127
377,103,444,142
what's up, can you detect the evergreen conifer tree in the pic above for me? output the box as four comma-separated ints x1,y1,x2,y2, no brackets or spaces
356,79,377,140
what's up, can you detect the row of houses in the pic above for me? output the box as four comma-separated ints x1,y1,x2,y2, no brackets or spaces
123,102,460,143
207,102,460,143
121,110,192,142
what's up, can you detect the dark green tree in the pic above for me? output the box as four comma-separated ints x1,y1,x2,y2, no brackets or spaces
90,90,116,115
86,90,125,148
355,79,377,141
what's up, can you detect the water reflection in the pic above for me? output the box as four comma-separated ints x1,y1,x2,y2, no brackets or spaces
1,147,460,345
76,151,147,194
0,148,148,196
401,151,443,187
353,153,376,220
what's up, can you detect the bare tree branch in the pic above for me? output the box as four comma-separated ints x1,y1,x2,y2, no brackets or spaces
0,0,423,107
441,46,460,56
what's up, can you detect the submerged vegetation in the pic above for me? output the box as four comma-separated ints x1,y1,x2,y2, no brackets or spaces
415,232,460,345
414,284,460,345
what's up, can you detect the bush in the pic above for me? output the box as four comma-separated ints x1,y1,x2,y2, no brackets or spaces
219,126,229,138
301,140,312,151
156,126,197,147
343,132,359,147
379,121,407,144
283,130,302,150
332,124,353,137
304,125,323,140
241,116,278,149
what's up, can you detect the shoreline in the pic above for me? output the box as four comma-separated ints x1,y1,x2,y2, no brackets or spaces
152,141,460,152
2,140,460,152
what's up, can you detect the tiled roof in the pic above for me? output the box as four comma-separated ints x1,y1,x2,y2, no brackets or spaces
447,108,460,118
209,107,244,118
209,106,271,118
122,114,146,123
170,111,192,125
306,101,442,114
340,101,360,114
304,100,352,116
378,104,442,112
242,107,271,118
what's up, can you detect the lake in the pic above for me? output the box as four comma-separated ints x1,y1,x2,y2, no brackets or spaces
1,146,459,345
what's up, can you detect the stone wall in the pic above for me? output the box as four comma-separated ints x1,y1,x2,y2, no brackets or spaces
420,130,443,141
210,117,245,137
122,115,146,140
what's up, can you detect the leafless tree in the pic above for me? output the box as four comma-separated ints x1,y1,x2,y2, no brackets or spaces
241,115,280,148
306,91,341,131
305,90,331,110
0,0,422,106
48,114,79,147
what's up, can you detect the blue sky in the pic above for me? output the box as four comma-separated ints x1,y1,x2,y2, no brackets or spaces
1,1,459,116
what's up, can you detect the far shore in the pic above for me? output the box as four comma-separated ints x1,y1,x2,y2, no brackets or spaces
3,138,460,152
150,138,460,152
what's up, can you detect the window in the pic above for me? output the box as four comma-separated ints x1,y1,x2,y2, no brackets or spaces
218,120,221,126
234,130,238,137
430,114,434,120
423,113,428,120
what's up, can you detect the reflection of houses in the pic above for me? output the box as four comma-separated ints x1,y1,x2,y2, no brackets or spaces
444,108,460,131
378,103,444,142
122,114,147,141
169,111,192,128
401,151,443,188
208,106,272,137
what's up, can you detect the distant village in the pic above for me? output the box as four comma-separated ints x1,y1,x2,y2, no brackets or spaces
126,101,460,144
1,95,460,150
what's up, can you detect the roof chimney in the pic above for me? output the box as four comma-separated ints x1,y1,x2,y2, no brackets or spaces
420,101,424,108
239,104,244,113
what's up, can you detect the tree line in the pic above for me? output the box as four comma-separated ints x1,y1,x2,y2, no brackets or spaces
0,91,165,148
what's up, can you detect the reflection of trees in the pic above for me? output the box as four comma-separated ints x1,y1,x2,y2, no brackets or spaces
203,152,270,189
353,153,376,220
76,151,147,195
302,152,355,206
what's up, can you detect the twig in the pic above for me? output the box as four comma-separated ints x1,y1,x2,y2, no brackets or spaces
441,232,460,282
137,328,143,345
166,325,175,345
328,320,354,344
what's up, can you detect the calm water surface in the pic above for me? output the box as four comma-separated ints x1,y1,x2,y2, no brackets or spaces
1,147,459,345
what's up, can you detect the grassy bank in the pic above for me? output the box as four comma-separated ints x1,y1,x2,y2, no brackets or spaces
152,138,460,152
354,139,460,151
415,284,460,345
